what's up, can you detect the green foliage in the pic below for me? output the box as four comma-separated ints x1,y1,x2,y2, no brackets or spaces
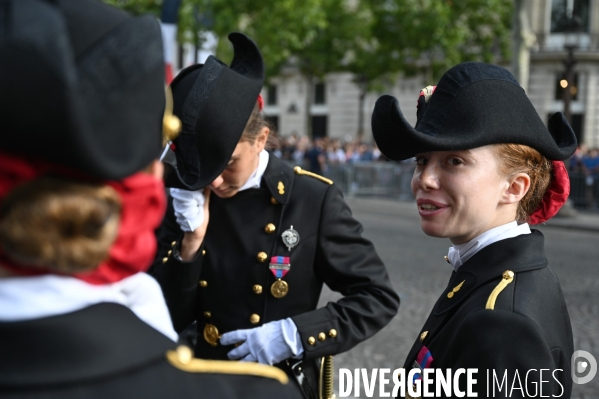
102,0,162,16
104,0,512,85
370,0,512,82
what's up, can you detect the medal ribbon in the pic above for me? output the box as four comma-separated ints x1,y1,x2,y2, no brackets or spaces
269,256,290,279
412,346,434,383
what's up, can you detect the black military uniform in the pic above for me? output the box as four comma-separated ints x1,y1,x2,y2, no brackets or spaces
152,155,400,392
403,231,573,397
0,303,298,399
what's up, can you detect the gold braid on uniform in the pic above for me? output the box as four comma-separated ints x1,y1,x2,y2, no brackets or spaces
485,270,515,310
293,166,333,185
166,346,289,384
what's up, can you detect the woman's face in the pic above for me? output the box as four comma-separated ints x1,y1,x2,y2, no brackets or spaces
411,146,516,244
209,128,268,198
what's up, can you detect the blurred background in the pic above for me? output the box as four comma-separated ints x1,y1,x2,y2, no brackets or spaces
106,0,599,211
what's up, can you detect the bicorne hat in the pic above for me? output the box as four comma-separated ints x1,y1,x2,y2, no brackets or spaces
0,0,165,179
372,62,577,161
163,32,265,190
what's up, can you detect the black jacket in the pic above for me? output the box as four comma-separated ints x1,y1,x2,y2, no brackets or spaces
151,155,399,382
0,303,299,399
403,231,573,398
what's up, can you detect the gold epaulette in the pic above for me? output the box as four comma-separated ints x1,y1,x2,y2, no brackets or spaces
485,270,515,310
293,166,333,185
166,346,288,384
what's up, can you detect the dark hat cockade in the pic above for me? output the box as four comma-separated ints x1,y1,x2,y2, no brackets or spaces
372,62,577,161
163,32,265,190
0,0,165,179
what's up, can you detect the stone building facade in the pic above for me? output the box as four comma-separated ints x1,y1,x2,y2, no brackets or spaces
262,0,599,146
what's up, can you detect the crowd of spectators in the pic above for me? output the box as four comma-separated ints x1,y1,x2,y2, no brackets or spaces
269,135,599,210
271,134,386,175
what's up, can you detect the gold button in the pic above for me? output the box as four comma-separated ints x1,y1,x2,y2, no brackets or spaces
270,196,278,205
328,329,337,338
202,249,206,256
503,270,515,279
420,331,428,342
250,314,260,324
199,280,208,288
171,241,177,247
176,345,193,365
204,311,211,318
307,336,316,345
256,252,268,263
318,332,326,341
253,284,263,294
264,223,276,234
168,250,172,256
162,257,168,264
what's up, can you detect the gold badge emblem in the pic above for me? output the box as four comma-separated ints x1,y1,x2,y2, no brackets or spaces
203,324,220,347
447,280,465,298
271,279,289,298
278,181,285,195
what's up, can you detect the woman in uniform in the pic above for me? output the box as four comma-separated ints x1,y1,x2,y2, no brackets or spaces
372,62,575,398
0,1,296,398
152,33,400,398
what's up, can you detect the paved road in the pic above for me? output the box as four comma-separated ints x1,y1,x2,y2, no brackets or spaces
318,198,599,398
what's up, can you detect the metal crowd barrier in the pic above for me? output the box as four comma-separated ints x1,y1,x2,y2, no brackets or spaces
569,172,599,210
282,160,598,211
283,160,416,201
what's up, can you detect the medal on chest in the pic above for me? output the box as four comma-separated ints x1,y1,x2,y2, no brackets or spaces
269,256,290,298
281,225,299,251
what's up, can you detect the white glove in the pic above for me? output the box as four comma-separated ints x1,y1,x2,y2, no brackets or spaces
169,188,206,232
220,318,304,365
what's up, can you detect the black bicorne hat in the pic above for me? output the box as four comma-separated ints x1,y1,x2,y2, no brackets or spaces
372,62,577,161
163,32,265,190
0,0,165,179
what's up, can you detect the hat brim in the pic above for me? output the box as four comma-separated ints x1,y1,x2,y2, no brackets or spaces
372,94,577,161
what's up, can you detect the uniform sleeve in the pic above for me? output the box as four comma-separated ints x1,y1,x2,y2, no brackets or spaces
150,197,203,332
448,310,566,399
291,184,400,360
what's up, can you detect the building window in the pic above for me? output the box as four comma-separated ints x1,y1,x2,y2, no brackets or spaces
314,83,326,104
555,73,579,101
551,0,590,33
312,115,327,138
267,85,277,106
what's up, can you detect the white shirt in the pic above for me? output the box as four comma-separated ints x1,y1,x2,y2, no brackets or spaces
238,150,269,192
0,272,178,341
447,221,531,271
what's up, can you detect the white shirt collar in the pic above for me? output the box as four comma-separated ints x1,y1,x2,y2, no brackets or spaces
0,272,178,342
447,221,531,271
238,150,269,192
